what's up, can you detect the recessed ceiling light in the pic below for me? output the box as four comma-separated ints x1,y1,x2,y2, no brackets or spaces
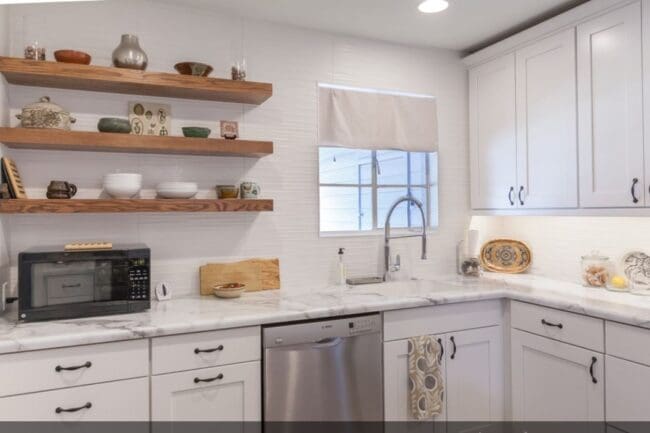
418,0,449,14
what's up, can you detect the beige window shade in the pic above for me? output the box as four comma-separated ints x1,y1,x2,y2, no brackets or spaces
318,85,438,152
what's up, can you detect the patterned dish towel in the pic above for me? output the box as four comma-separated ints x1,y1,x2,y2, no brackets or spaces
408,335,445,420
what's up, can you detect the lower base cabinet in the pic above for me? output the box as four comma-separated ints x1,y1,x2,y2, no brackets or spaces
511,329,604,422
0,377,149,422
151,361,261,424
384,326,504,431
605,355,650,433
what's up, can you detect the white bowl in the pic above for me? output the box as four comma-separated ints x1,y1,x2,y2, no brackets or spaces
156,182,198,199
103,173,143,185
104,183,141,199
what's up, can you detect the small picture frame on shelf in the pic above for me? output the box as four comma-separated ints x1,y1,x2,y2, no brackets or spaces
220,121,239,140
129,102,171,137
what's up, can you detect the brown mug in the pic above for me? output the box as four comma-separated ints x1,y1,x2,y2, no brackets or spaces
47,180,77,199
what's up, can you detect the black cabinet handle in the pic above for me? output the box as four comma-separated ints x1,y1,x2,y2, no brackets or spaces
632,178,640,204
508,187,515,206
194,345,224,354
55,361,92,372
194,373,224,384
55,402,92,414
518,186,525,206
541,319,564,329
437,338,444,362
589,357,598,384
450,336,457,360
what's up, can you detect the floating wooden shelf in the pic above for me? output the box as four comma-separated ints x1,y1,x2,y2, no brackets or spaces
0,199,274,214
0,128,273,157
0,57,273,104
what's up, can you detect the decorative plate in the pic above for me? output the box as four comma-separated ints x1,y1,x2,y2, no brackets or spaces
622,251,650,290
480,239,532,274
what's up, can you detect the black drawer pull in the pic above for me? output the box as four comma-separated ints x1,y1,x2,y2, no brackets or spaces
194,345,224,354
589,357,598,384
194,373,224,384
55,361,92,372
437,338,444,362
56,402,92,414
541,319,563,329
450,336,457,360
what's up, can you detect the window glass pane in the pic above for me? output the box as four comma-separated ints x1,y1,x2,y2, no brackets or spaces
377,150,407,185
429,152,439,228
429,152,439,186
320,186,372,232
319,147,372,185
410,152,428,185
377,188,426,229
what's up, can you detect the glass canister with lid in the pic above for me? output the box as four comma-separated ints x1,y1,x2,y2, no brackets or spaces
581,252,612,288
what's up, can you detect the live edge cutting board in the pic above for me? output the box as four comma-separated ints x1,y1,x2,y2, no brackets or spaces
200,258,280,295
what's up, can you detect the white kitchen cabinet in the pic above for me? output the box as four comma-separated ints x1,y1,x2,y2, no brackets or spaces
469,53,517,210
605,355,650,426
0,377,149,423
151,361,261,425
511,329,604,421
515,29,578,209
578,2,644,208
445,327,504,424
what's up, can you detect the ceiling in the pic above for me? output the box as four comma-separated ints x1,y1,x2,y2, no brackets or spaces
167,0,589,52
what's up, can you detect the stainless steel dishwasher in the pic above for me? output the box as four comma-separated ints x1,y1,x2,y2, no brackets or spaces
263,314,383,421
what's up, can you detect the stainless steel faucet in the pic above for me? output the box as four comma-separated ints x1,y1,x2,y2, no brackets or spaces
384,196,428,281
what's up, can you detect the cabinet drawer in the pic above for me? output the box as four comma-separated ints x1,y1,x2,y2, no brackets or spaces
0,377,149,422
511,301,604,352
0,339,148,397
384,300,503,341
152,326,260,375
152,361,261,422
606,321,650,365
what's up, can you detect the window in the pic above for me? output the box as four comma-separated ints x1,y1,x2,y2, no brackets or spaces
319,147,439,234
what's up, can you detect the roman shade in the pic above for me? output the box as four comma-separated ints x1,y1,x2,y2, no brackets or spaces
318,85,438,152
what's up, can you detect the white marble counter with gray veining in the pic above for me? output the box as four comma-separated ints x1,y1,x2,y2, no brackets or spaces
2,274,650,354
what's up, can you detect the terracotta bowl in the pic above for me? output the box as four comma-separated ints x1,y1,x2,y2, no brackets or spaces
174,62,214,77
54,50,92,65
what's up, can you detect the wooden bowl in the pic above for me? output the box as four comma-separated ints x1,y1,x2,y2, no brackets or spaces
54,50,92,65
174,62,214,77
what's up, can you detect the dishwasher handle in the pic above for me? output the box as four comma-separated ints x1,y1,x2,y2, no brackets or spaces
312,337,344,349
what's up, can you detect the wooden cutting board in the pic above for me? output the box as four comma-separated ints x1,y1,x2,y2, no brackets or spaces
200,258,280,295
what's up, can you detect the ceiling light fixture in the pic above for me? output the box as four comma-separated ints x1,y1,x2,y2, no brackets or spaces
418,0,449,14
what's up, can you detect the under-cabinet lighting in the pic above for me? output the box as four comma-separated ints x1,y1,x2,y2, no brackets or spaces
418,0,449,13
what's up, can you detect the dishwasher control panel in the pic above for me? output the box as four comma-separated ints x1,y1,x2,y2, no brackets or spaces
348,316,380,336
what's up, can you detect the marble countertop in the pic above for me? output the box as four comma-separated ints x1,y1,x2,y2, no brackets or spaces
2,274,650,354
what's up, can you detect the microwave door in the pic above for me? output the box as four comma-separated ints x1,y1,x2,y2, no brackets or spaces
31,262,96,308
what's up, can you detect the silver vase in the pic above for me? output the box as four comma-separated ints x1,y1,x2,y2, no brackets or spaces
112,34,148,71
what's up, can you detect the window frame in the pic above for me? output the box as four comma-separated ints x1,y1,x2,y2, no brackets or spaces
318,147,439,236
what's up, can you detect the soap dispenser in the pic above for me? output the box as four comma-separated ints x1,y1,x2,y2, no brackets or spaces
337,248,347,286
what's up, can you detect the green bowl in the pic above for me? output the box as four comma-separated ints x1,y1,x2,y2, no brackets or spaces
182,127,211,138
98,118,132,134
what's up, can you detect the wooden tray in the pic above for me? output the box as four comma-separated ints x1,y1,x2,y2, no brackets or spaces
480,239,532,274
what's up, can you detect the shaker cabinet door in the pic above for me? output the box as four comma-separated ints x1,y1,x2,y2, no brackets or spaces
516,29,578,209
151,361,261,427
470,53,518,210
511,329,604,422
577,3,644,208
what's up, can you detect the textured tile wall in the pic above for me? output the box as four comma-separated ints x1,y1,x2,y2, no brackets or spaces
3,0,470,295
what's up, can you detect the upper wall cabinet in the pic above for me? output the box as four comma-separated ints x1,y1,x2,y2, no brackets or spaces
516,29,578,209
577,3,644,208
470,30,578,210
469,54,518,210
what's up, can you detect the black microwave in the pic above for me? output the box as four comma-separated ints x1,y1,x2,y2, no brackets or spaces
18,244,150,322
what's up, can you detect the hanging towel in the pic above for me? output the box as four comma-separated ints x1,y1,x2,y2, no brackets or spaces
408,336,445,420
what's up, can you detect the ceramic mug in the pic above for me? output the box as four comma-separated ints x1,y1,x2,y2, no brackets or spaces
46,180,77,199
240,182,260,199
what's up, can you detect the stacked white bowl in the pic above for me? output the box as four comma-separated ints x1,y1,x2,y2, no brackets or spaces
103,173,142,199
156,182,198,199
